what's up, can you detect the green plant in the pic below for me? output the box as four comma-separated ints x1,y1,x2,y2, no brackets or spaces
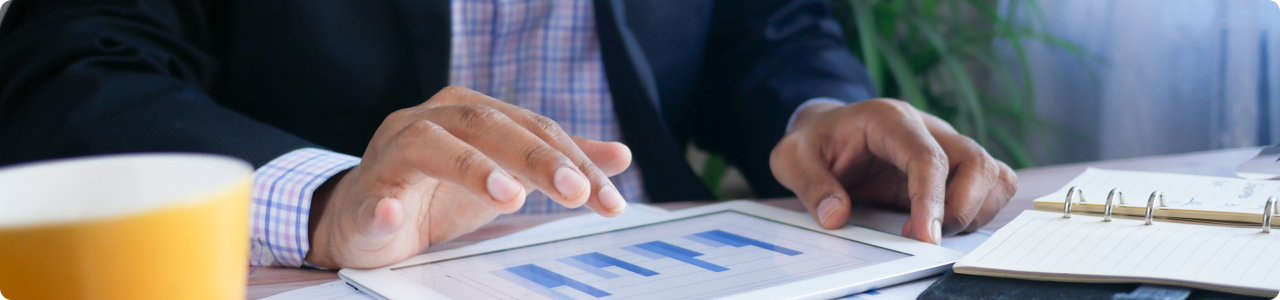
830,0,1090,169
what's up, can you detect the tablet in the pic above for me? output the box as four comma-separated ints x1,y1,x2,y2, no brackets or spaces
339,200,965,300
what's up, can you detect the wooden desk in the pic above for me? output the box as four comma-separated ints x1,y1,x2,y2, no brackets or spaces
246,147,1263,299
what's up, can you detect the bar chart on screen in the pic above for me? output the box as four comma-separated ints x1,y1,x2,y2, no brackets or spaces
393,212,910,300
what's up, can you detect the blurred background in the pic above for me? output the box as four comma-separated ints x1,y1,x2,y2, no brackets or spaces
699,0,1280,199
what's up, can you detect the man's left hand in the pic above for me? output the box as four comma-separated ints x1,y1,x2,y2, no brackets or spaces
770,99,1017,244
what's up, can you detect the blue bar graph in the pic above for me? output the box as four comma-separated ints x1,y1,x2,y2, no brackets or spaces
571,252,659,276
556,257,619,279
490,269,577,300
491,229,802,298
684,233,728,248
505,264,612,297
634,241,729,272
621,245,664,259
694,230,803,256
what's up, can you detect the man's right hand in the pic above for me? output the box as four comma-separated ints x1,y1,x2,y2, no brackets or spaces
304,86,632,269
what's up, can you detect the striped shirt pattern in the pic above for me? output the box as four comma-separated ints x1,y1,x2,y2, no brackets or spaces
449,0,647,214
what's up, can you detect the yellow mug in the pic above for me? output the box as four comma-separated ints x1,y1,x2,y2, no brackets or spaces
0,154,252,299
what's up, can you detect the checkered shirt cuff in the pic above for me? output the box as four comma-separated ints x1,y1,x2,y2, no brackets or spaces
249,148,361,267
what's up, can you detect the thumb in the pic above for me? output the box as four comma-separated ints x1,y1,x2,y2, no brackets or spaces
770,136,850,229
357,198,405,240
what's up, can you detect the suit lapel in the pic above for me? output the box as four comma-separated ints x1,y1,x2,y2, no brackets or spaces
594,0,714,202
388,0,451,102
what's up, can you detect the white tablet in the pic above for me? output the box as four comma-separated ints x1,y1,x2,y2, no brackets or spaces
339,200,965,300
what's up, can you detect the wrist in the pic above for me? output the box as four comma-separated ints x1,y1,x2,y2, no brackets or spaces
305,168,350,269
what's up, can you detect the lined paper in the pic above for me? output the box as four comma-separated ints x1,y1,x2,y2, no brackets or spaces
1035,168,1280,214
956,210,1280,295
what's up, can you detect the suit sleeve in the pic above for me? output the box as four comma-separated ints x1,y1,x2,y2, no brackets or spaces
0,0,315,167
692,0,875,198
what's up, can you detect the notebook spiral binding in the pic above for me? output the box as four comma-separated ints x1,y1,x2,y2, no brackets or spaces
1062,186,1276,233
1264,197,1275,234
1063,186,1085,219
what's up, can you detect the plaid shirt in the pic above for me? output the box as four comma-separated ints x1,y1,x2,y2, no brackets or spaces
249,0,841,267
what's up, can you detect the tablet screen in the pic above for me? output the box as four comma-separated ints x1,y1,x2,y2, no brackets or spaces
392,211,910,300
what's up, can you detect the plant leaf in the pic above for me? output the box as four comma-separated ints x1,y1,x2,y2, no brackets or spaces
852,0,884,92
877,41,929,110
910,18,988,144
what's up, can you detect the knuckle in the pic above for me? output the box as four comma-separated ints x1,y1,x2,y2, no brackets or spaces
454,104,505,130
965,147,998,175
922,148,950,171
521,144,559,169
386,108,412,121
428,85,477,105
530,114,565,135
577,161,604,179
439,85,471,97
999,165,1019,196
403,119,444,137
770,136,800,168
863,99,914,116
451,150,489,175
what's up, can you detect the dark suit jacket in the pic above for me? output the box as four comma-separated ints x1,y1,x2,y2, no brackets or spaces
0,0,873,202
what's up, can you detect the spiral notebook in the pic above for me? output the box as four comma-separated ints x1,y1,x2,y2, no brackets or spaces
955,168,1280,297
1033,168,1280,224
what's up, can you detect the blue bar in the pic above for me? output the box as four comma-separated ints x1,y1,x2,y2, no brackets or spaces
683,234,728,248
622,245,665,259
700,230,803,256
571,252,659,277
556,257,619,279
490,269,577,300
694,231,748,247
644,241,704,257
507,264,612,297
634,242,729,272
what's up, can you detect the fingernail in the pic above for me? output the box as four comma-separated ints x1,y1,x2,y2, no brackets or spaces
554,167,588,199
487,171,522,203
817,196,842,226
930,219,943,245
598,185,627,213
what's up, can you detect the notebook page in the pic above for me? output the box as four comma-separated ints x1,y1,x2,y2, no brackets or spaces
956,210,1280,295
1034,168,1280,214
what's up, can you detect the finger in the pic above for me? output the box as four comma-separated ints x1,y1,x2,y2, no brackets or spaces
965,162,1017,232
429,86,625,216
573,136,632,176
922,119,995,236
418,105,597,211
919,113,1017,234
379,119,527,213
770,133,851,229
938,158,991,236
858,100,948,244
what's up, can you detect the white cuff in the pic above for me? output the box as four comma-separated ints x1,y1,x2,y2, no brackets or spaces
785,98,848,133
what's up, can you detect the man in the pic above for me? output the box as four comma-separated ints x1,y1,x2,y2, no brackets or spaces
0,0,1015,269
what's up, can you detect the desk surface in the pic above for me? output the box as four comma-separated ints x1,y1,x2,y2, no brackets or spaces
245,147,1263,299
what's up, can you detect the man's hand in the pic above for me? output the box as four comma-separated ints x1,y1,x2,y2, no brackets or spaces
771,99,1017,244
305,86,632,269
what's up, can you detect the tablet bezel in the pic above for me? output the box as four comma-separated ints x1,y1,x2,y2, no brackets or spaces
339,200,965,300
